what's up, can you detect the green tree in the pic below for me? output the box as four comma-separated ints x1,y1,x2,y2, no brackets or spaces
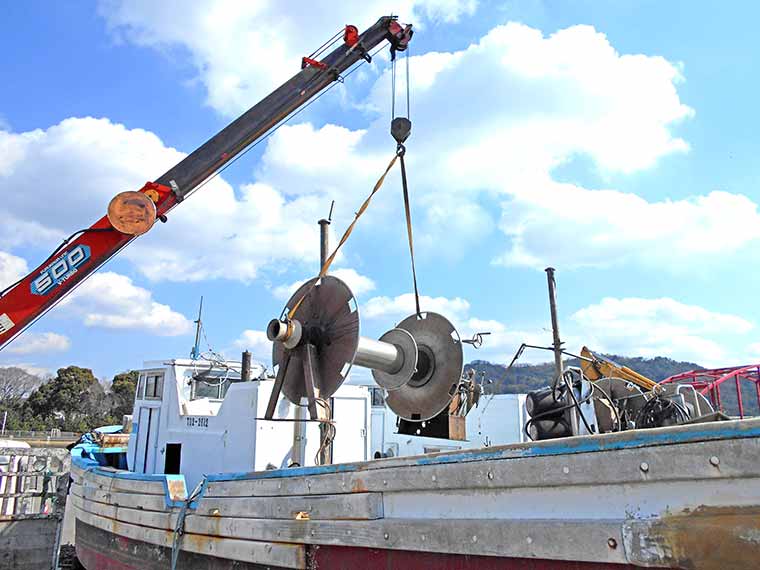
24,366,108,432
110,370,139,420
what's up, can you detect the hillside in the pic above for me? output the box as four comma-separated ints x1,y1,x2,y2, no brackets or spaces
466,355,758,416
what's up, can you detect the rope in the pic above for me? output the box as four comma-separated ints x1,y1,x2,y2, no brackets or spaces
397,144,421,317
288,152,399,319
314,397,336,465
171,477,206,570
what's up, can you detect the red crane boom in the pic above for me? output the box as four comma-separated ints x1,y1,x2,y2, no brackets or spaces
0,17,412,352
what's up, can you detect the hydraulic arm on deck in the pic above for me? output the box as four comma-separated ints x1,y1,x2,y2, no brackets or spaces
0,17,412,352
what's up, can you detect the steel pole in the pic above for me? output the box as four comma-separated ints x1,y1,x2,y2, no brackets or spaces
317,217,332,465
545,267,578,435
241,351,251,382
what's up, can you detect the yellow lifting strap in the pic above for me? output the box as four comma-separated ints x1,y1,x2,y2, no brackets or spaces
287,152,400,320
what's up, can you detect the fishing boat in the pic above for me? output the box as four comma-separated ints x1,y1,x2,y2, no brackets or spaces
69,272,760,570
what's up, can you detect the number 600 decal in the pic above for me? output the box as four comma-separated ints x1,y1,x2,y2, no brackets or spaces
31,245,91,296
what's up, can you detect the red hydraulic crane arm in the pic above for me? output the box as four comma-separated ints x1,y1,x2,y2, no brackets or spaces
0,17,413,352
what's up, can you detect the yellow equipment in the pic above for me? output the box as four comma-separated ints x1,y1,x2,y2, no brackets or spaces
580,346,658,392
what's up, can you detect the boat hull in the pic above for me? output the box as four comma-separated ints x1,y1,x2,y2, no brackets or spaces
71,418,760,570
76,519,638,570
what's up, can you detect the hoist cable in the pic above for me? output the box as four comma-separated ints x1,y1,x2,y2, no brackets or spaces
391,57,396,119
308,28,345,60
405,47,411,118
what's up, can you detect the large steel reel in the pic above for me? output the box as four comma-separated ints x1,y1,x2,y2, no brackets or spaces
266,275,464,422
271,276,359,404
384,312,464,421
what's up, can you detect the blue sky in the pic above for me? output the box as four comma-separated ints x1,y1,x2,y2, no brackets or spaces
2,1,760,379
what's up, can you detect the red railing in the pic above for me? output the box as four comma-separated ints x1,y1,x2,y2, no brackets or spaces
660,365,760,418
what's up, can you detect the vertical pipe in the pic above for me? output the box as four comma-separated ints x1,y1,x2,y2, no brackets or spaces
545,267,578,436
319,218,331,269
735,375,744,418
545,268,563,383
318,216,333,465
241,351,251,382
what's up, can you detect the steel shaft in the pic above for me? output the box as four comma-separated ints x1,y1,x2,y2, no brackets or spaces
355,337,404,374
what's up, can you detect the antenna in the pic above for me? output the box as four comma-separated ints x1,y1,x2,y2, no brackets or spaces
191,296,204,360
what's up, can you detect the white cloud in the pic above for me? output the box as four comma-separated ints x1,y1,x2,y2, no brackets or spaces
273,268,376,301
495,185,760,270
235,22,750,271
4,332,71,355
98,0,477,116
0,251,28,290
232,329,272,363
363,293,470,321
2,20,735,280
59,272,192,335
0,117,321,283
572,297,753,366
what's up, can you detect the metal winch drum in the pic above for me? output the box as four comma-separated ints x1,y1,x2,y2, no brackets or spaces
266,275,464,421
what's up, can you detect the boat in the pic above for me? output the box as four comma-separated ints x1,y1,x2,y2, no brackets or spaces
70,406,760,569
68,273,760,569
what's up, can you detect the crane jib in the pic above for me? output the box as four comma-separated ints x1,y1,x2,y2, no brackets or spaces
0,16,413,353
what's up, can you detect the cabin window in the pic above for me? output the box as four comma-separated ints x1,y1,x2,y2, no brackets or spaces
144,374,164,400
137,374,146,400
190,371,237,400
164,443,181,475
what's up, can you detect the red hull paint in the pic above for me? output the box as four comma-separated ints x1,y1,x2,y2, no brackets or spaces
310,545,640,570
77,544,137,570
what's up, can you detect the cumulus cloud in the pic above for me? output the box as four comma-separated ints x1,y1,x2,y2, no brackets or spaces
0,117,321,283
98,0,477,116
4,332,71,355
3,19,741,278
0,251,28,290
572,297,753,366
363,292,471,321
232,329,272,363
231,22,750,271
273,268,376,301
59,272,192,335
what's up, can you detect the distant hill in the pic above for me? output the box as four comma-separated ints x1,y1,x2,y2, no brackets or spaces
466,354,702,394
466,355,758,416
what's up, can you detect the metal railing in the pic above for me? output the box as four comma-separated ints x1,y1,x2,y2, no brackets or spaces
0,429,80,440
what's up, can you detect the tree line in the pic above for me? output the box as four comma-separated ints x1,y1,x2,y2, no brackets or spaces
0,366,138,433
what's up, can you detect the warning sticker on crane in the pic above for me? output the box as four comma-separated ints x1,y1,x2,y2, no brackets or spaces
0,314,14,334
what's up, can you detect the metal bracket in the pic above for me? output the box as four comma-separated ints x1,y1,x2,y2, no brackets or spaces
264,351,291,420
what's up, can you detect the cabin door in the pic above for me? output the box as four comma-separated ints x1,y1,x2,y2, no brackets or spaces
331,396,368,463
134,407,160,474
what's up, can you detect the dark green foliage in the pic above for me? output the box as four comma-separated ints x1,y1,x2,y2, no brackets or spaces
110,370,139,420
0,366,141,433
24,366,108,432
